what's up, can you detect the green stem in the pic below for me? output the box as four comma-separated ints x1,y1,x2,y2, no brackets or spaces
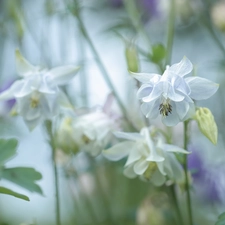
170,185,183,225
45,121,61,225
71,0,136,131
165,0,175,67
183,120,193,225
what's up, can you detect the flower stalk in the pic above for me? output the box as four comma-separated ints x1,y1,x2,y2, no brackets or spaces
45,120,61,225
183,120,193,225
71,0,137,131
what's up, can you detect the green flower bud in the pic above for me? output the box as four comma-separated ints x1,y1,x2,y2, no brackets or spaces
125,44,139,73
195,107,218,145
56,117,79,155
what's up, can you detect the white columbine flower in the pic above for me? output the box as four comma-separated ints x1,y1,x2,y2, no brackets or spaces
132,57,219,126
57,110,116,157
0,50,79,130
103,127,189,186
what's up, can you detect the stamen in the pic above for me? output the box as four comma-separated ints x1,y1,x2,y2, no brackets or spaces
30,97,39,108
159,100,172,117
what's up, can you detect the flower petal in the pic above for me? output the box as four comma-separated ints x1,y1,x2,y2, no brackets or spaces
185,77,219,100
175,101,190,120
0,80,23,100
46,65,80,86
15,49,38,77
150,169,166,186
123,164,137,178
137,84,153,99
102,141,134,161
133,159,149,175
125,147,142,166
131,72,160,83
162,144,189,154
168,57,193,77
114,131,142,141
162,102,180,126
142,82,163,102
141,100,159,119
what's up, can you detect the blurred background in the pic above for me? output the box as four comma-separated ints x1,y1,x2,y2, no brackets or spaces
0,0,225,224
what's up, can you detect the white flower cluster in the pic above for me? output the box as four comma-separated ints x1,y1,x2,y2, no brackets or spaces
103,127,188,186
132,57,219,126
0,50,79,130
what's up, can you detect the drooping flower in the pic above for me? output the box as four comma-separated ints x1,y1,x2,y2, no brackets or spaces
0,50,79,130
132,57,219,126
103,127,189,186
56,109,116,157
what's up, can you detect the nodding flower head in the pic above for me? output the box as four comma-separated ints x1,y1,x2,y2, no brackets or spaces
132,57,219,126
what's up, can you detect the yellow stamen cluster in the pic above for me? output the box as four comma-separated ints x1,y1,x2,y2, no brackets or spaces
159,100,172,117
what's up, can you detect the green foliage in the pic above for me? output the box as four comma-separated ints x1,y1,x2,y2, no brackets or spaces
2,167,43,195
0,138,43,200
0,186,29,201
215,212,225,225
149,44,166,64
0,138,18,166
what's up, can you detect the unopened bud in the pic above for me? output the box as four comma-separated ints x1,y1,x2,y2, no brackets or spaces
125,44,139,72
195,107,218,145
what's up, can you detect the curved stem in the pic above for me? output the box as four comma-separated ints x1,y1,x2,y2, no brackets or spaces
183,120,193,225
45,121,61,225
165,0,175,67
71,0,137,131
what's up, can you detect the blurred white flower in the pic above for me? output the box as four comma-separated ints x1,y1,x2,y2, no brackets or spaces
132,57,219,126
103,127,188,186
0,50,79,130
57,110,116,157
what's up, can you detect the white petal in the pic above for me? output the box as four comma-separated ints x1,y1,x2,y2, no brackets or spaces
142,127,165,162
185,77,219,100
172,75,191,95
137,84,153,99
156,161,166,175
46,65,80,86
113,131,142,141
24,116,43,131
123,164,137,178
168,57,193,77
162,144,189,154
125,148,142,166
150,169,166,186
165,153,184,182
15,49,37,77
131,72,160,83
102,141,134,161
175,101,189,120
162,102,180,126
133,159,149,175
141,100,159,119
142,82,163,102
0,80,23,100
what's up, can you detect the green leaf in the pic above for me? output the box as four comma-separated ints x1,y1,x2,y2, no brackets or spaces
215,212,225,225
150,44,166,64
2,167,43,195
0,186,29,201
0,138,18,165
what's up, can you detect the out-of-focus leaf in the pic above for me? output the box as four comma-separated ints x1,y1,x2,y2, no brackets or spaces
2,167,43,195
0,186,30,201
150,44,166,64
0,138,18,165
215,212,225,225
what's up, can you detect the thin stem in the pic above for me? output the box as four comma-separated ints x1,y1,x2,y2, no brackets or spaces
71,0,137,131
165,0,175,66
170,185,183,225
183,120,193,225
45,121,61,225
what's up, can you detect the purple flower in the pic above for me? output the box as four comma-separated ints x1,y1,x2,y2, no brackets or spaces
188,146,223,203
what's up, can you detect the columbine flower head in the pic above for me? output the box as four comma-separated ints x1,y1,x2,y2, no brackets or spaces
132,57,219,126
57,109,116,157
0,50,79,130
103,126,189,186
